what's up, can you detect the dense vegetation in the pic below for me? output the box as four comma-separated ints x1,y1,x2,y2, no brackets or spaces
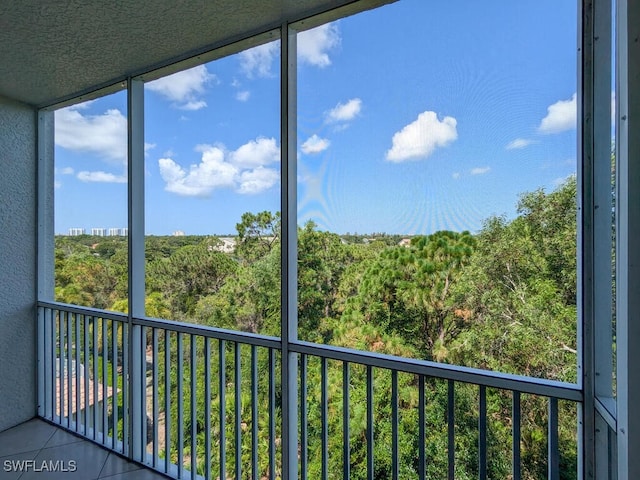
55,177,578,479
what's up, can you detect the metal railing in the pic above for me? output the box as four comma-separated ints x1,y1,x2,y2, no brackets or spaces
292,342,580,480
38,303,128,453
38,301,581,479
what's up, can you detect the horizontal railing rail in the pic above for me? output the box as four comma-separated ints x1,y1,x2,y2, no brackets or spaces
290,340,582,402
38,300,281,349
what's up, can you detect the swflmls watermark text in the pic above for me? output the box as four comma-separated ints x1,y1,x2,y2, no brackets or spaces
3,459,77,473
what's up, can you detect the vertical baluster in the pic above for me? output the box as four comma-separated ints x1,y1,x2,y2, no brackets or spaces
84,315,90,434
122,322,129,457
448,380,455,480
37,307,45,418
93,316,98,441
343,362,350,480
220,340,227,480
548,397,559,480
152,328,159,468
268,349,275,480
141,326,147,459
513,391,521,480
113,322,119,450
59,311,65,425
300,354,308,480
42,308,50,420
48,309,55,421
251,346,258,480
75,314,80,432
479,385,487,480
177,333,184,479
164,331,171,474
366,365,374,480
392,370,399,480
191,335,197,480
235,343,242,480
102,317,108,443
205,338,212,480
67,311,72,428
419,375,426,480
321,357,328,480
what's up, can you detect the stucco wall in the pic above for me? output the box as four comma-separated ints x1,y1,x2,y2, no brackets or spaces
0,96,37,432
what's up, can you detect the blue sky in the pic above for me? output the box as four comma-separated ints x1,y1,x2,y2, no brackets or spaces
54,0,578,236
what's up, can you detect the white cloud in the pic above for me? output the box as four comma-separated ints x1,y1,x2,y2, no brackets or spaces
239,42,279,78
326,98,362,123
159,147,237,197
538,93,577,134
77,171,127,183
228,137,279,169
452,172,460,179
386,111,458,162
301,134,330,154
181,100,208,111
236,90,251,102
237,24,339,77
59,167,75,175
470,166,491,175
159,137,280,197
298,23,340,67
237,167,279,194
506,138,535,150
55,106,127,163
146,65,214,110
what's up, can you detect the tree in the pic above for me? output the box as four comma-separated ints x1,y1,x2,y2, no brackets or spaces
351,230,476,360
147,242,238,319
235,211,280,263
449,177,577,382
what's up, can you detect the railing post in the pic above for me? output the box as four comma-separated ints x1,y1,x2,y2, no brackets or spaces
127,77,146,462
577,0,597,477
281,21,299,480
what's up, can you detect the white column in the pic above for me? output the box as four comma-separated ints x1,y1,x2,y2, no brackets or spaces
37,109,55,419
281,22,299,480
127,78,146,461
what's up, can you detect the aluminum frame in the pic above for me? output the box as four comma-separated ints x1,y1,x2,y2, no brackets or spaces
35,0,623,477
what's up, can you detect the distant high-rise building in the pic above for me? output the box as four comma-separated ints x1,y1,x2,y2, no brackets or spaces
91,228,107,236
106,228,128,236
68,228,85,236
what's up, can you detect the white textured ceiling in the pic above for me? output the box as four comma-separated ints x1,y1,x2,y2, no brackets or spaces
0,0,386,107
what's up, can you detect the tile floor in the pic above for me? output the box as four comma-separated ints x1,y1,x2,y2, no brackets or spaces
0,418,168,480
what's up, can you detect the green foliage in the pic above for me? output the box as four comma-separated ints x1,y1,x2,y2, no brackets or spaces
55,239,124,309
54,177,579,478
352,230,476,360
449,177,577,382
235,211,280,263
147,242,238,319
